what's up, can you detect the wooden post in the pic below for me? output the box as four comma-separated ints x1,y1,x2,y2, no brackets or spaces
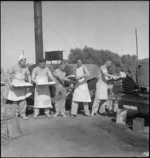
34,1,44,64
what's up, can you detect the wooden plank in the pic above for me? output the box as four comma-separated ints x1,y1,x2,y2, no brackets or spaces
7,118,21,139
1,120,8,139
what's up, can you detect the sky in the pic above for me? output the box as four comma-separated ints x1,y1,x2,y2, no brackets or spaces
1,1,149,71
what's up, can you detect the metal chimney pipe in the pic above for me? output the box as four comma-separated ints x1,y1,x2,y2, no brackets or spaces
135,28,139,89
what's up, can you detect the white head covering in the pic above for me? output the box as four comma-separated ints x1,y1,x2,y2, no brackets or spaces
18,55,26,62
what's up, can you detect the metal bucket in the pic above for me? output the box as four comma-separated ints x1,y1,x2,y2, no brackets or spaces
133,117,145,132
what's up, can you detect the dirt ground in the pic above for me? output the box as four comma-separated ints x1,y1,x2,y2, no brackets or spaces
1,110,149,157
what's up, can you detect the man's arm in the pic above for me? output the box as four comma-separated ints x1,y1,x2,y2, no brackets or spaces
83,65,90,77
31,68,37,83
76,65,90,80
101,66,118,79
7,66,15,87
47,68,55,81
26,67,31,83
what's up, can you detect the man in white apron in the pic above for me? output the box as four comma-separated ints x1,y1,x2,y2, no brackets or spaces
7,55,32,120
32,58,55,118
71,58,91,118
91,60,118,116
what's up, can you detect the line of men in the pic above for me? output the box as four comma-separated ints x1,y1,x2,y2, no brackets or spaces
5,55,126,120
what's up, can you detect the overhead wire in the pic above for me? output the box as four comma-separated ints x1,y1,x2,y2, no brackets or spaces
43,18,72,50
1,17,34,25
2,16,72,53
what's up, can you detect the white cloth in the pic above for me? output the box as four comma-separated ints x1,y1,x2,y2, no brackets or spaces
96,65,108,100
7,64,31,101
18,55,26,62
72,65,91,102
32,67,53,109
7,81,32,101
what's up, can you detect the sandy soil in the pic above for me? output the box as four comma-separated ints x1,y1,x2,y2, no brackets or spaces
1,111,149,157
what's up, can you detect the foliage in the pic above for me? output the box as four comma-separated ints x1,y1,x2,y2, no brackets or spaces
67,46,146,82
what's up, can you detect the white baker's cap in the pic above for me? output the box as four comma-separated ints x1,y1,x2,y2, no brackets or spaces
18,54,26,62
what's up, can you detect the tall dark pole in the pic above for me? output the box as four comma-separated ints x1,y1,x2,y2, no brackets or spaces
135,28,139,88
34,1,44,64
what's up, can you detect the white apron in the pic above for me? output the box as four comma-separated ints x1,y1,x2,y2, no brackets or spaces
72,66,91,102
96,65,108,100
7,72,32,101
34,73,52,109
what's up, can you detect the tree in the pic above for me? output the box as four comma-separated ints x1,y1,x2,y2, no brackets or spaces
67,46,140,80
67,48,83,63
